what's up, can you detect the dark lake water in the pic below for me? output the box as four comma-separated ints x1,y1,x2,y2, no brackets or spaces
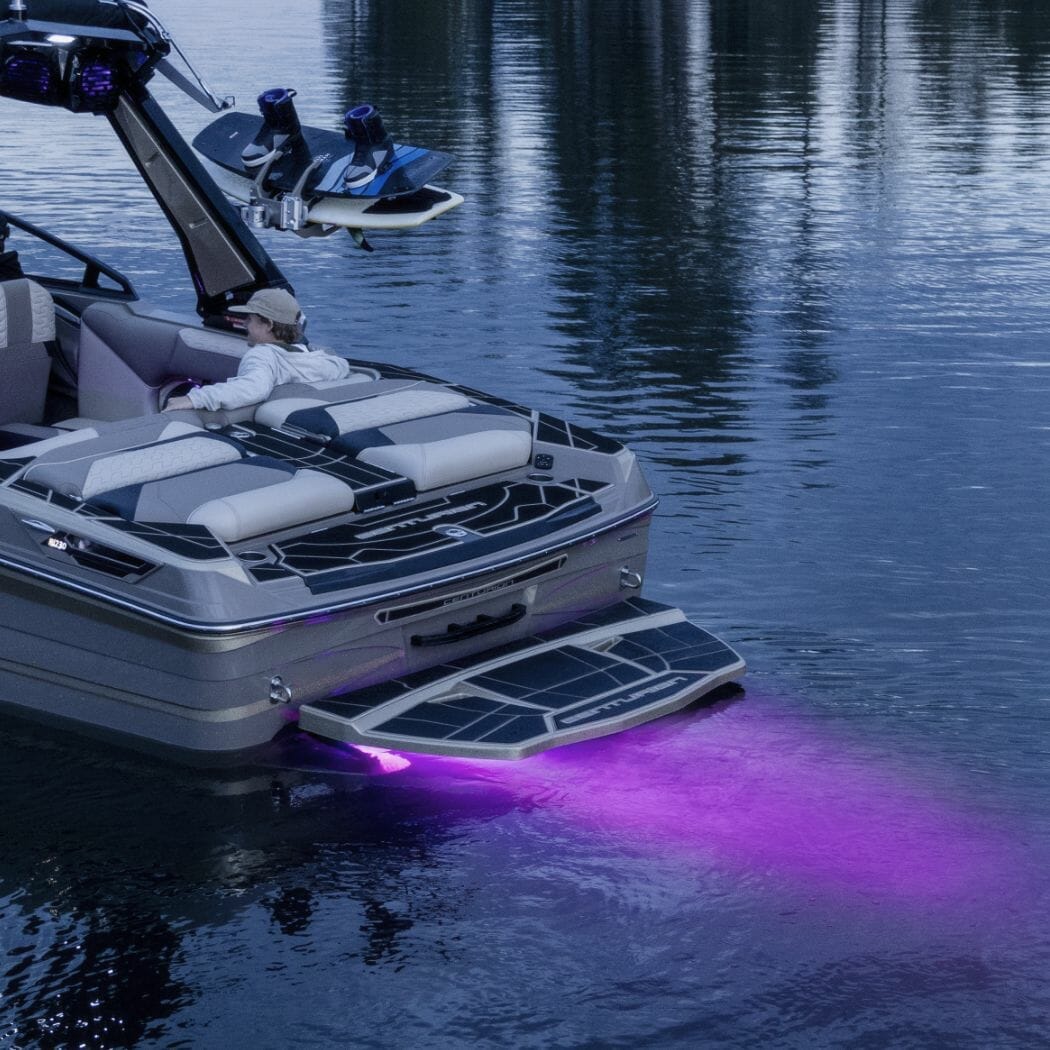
3,0,1050,1046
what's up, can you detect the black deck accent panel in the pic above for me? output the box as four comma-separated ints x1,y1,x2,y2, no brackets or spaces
276,478,602,594
535,414,624,455
100,518,229,560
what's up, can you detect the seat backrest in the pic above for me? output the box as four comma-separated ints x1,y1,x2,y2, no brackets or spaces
0,278,55,426
21,421,239,501
256,387,471,435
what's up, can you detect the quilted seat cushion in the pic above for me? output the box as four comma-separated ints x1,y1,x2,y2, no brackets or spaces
24,427,241,501
359,429,533,491
259,387,471,437
93,457,357,543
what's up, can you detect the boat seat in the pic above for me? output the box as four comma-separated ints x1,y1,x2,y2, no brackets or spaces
0,278,58,446
0,422,66,450
3,416,192,462
20,421,237,500
265,372,378,404
256,386,534,490
255,384,470,433
16,413,356,542
359,428,533,491
92,458,357,543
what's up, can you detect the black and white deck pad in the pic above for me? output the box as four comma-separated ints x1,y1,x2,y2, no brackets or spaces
300,598,745,759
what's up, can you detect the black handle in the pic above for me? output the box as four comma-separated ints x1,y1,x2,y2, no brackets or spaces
410,603,527,648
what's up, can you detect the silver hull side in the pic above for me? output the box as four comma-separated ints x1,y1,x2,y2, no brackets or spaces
0,516,650,751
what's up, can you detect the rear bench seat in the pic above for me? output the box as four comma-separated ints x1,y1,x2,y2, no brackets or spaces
16,418,355,543
6,374,534,542
256,384,533,491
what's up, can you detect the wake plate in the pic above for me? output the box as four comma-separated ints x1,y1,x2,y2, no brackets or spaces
300,598,745,760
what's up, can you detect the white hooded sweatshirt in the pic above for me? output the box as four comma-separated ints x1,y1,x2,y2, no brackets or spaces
186,343,351,412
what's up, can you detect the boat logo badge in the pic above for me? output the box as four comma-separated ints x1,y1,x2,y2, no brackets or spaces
434,525,470,539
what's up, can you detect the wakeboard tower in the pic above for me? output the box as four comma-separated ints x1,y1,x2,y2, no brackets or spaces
0,0,744,762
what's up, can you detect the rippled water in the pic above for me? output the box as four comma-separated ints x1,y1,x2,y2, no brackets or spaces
2,1,1050,1046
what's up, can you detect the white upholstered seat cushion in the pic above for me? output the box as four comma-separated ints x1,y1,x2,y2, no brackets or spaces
78,435,241,500
256,388,470,433
358,429,532,491
20,420,211,496
187,468,356,542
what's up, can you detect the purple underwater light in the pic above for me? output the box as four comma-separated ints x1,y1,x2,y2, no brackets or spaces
353,745,412,774
404,704,1030,909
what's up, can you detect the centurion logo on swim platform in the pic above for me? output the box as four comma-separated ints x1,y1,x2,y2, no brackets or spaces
556,673,696,728
356,502,488,541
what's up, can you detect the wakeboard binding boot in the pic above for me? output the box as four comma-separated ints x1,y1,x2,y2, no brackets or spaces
342,104,395,189
242,87,304,169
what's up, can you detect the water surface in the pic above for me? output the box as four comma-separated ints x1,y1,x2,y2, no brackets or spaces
2,1,1050,1046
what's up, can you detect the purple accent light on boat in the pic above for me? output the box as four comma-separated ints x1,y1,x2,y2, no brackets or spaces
69,56,121,113
353,745,412,774
80,61,116,97
0,52,59,104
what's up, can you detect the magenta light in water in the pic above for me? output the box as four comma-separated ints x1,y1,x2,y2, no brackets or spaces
401,703,1029,907
353,745,412,774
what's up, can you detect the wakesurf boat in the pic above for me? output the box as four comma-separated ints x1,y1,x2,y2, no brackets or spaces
0,0,744,760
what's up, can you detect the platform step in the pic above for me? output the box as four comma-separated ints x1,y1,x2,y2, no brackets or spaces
299,599,745,759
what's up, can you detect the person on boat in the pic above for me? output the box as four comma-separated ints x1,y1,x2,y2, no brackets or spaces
163,288,350,412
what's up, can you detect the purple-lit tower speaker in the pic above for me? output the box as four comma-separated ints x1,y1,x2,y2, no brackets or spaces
67,51,124,113
0,49,61,105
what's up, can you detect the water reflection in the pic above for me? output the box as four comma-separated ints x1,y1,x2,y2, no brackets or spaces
3,904,189,1049
1,0,1049,1043
0,723,517,1045
316,0,1050,487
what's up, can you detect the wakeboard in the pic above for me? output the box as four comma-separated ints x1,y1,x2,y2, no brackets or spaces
193,111,462,231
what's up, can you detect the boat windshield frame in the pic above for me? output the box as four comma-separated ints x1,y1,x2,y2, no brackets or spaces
0,207,137,299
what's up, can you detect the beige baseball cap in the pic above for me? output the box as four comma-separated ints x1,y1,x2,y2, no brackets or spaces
228,288,304,325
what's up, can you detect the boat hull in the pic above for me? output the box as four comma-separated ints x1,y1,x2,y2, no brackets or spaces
0,514,652,752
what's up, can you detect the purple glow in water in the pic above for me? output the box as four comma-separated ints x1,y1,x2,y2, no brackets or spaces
403,704,1027,906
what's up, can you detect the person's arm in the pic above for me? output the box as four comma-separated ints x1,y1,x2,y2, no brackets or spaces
181,347,280,412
